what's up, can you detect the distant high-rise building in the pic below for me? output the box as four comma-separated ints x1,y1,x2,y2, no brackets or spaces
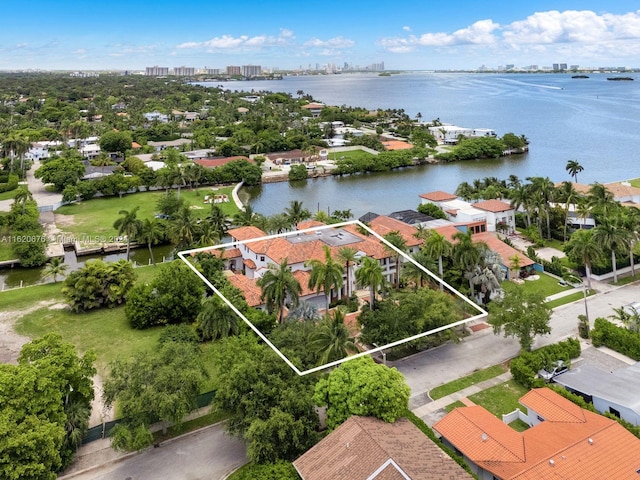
226,66,241,76
241,65,262,77
172,66,195,76
560,63,568,71
145,65,169,76
552,63,560,71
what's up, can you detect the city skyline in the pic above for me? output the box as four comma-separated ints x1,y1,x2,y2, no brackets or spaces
1,1,639,71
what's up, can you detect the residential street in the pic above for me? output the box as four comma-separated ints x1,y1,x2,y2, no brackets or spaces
61,280,640,479
63,424,247,480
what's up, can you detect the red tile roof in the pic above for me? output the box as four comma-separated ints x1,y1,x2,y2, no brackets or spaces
227,273,263,307
297,220,326,230
434,388,640,480
473,232,535,267
301,102,325,110
294,416,472,480
473,199,513,213
228,226,268,242
419,191,457,202
368,216,422,248
194,156,251,168
221,248,241,259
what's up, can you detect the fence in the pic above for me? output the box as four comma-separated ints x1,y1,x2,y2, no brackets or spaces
81,390,216,445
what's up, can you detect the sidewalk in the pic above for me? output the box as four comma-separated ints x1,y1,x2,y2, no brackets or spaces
411,372,513,426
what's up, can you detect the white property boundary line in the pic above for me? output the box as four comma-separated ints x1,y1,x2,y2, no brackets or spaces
178,220,487,376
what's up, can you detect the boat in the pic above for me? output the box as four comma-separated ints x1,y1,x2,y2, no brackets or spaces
571,75,589,79
607,77,634,81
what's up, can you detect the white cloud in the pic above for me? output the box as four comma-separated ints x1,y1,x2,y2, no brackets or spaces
177,28,295,51
379,9,640,58
402,26,411,32
304,36,355,48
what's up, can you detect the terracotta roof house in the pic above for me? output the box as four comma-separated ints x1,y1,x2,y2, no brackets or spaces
294,416,473,480
473,200,516,234
434,388,640,480
473,232,536,276
368,215,422,252
225,224,397,311
194,156,251,168
419,191,458,202
301,102,325,118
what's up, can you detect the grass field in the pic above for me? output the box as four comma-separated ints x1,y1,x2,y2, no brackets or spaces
328,149,375,162
0,189,18,201
429,365,507,400
468,380,529,417
504,272,568,298
54,187,238,241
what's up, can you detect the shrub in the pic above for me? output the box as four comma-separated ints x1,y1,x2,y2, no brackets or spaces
510,338,581,388
288,164,308,181
577,314,590,339
229,461,301,480
590,317,640,360
0,173,19,193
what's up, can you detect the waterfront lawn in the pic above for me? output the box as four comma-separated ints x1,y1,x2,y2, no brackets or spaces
429,364,507,400
55,187,238,240
328,149,375,162
0,241,14,261
503,272,567,298
468,380,529,417
629,178,640,189
0,282,63,311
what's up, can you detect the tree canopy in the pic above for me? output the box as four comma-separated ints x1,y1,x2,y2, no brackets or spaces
314,356,410,430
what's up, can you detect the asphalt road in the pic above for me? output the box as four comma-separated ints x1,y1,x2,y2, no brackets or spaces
396,281,640,406
68,424,247,480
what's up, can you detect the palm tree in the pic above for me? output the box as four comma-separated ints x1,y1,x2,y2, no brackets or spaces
113,206,142,261
557,181,581,242
355,256,386,310
564,229,603,290
565,160,584,183
421,230,452,291
196,296,240,341
306,245,344,312
1,132,29,175
268,213,292,234
13,186,32,214
587,182,616,218
257,258,302,323
467,251,505,304
137,218,163,266
284,200,311,226
91,151,114,175
528,176,555,240
620,207,640,277
402,250,436,290
337,246,358,298
509,184,533,227
593,215,631,283
232,204,256,226
43,257,68,283
309,308,356,364
206,204,230,239
168,206,199,249
383,231,407,289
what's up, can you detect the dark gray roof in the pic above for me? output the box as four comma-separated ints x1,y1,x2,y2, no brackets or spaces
388,209,435,225
358,212,380,224
554,362,640,413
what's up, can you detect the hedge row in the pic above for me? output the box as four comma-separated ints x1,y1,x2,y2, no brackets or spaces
510,338,581,388
590,318,640,361
0,173,19,193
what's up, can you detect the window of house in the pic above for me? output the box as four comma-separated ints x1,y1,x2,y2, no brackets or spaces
537,415,545,422
610,407,621,418
260,256,265,262
480,224,486,232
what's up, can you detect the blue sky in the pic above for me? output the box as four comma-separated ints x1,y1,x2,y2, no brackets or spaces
1,1,639,70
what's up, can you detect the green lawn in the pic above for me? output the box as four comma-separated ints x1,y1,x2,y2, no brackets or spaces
429,364,507,400
329,149,375,162
504,272,568,298
55,187,238,242
628,178,640,188
0,189,18,201
509,419,530,432
547,290,594,309
612,272,640,286
468,380,529,417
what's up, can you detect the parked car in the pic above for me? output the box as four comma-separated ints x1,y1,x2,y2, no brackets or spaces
538,360,568,382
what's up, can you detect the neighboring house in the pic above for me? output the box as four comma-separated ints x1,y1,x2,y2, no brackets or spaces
265,149,312,165
194,156,251,168
294,416,473,480
79,143,101,161
143,111,169,123
301,102,325,118
549,202,596,229
473,199,516,234
388,209,435,226
368,215,423,255
82,164,118,180
434,388,640,480
554,362,640,426
473,232,539,278
147,138,192,152
427,125,497,145
25,141,62,161
420,192,487,231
